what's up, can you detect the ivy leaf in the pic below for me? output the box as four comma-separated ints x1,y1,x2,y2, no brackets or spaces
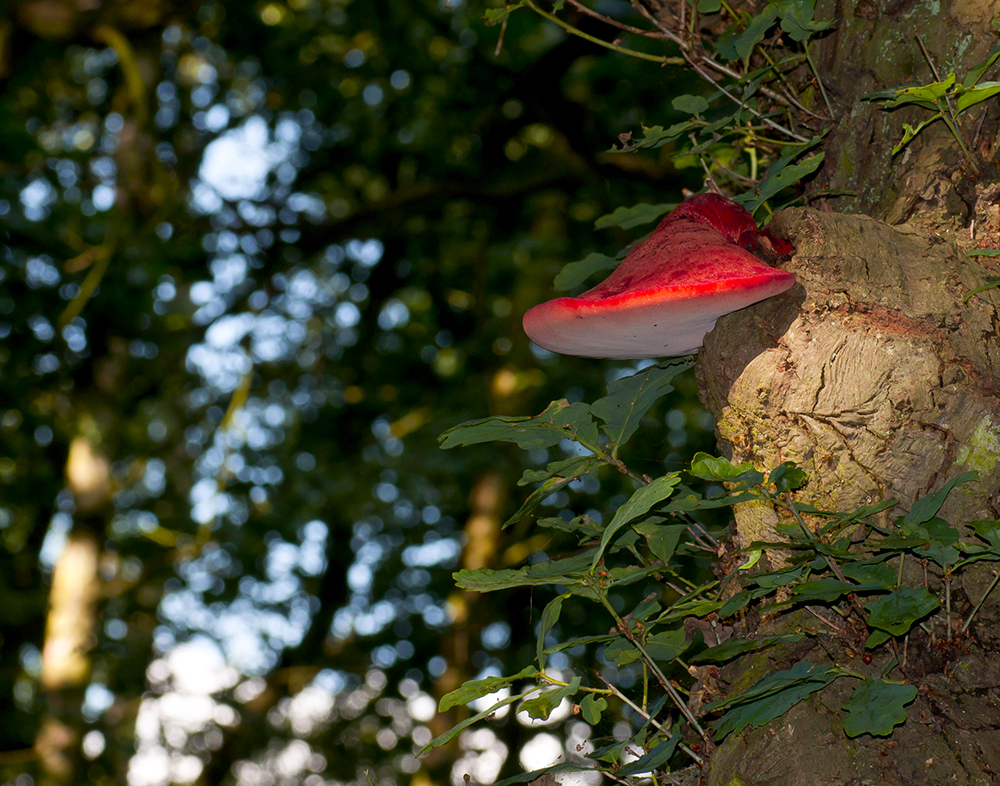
842,679,917,737
439,665,537,711
591,359,693,454
616,734,682,776
440,399,599,451
866,587,939,635
580,693,608,724
592,475,682,569
707,661,838,739
537,595,566,669
594,202,676,229
698,0,722,9
732,6,779,62
554,252,619,290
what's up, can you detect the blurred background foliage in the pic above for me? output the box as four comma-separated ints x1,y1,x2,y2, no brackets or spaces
0,0,719,784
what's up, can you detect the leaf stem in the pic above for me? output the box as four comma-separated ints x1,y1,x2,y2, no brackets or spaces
961,569,1000,633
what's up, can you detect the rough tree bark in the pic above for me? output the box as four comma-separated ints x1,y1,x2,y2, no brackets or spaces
691,1,1000,780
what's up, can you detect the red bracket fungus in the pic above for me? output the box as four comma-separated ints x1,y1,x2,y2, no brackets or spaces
522,193,796,359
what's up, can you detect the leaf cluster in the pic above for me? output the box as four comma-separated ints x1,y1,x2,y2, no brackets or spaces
435,370,1000,781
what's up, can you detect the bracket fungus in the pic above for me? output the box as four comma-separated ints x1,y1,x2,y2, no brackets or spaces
522,194,796,359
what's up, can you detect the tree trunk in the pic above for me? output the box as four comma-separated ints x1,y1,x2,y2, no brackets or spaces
696,205,1000,784
685,0,1000,779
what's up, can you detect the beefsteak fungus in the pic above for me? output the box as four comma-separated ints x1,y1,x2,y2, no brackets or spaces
522,194,796,359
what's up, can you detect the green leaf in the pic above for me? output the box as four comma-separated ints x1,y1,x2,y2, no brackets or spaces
866,587,939,635
964,279,1000,302
769,0,831,41
865,629,891,648
519,676,581,720
518,456,597,486
881,73,956,110
644,628,688,662
420,688,532,754
733,6,779,62
956,80,1000,112
604,637,641,665
591,360,693,453
840,560,895,587
690,452,764,483
707,661,838,739
790,579,887,603
455,552,595,593
553,252,619,290
842,679,917,737
494,763,583,786
964,40,1000,87
439,399,599,451
580,693,608,724
616,734,682,776
739,150,824,212
612,123,698,152
698,0,722,11
483,3,524,23
903,471,979,524
634,520,687,563
592,475,682,569
768,461,808,492
538,595,565,669
594,202,676,230
690,633,804,664
969,518,1000,549
439,665,537,711
672,94,711,116
891,115,941,155
966,248,1000,257
506,463,598,529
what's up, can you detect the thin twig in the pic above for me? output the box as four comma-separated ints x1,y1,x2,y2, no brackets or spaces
598,593,709,740
962,570,1000,633
599,675,705,765
805,605,844,633
525,0,684,64
803,42,834,116
563,0,663,38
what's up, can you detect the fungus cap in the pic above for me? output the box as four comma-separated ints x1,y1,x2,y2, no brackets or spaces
522,194,795,359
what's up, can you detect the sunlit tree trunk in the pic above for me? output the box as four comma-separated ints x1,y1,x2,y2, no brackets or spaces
35,436,109,786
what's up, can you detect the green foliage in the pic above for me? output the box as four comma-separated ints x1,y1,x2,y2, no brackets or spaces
842,679,917,737
436,364,1000,780
867,39,1000,168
